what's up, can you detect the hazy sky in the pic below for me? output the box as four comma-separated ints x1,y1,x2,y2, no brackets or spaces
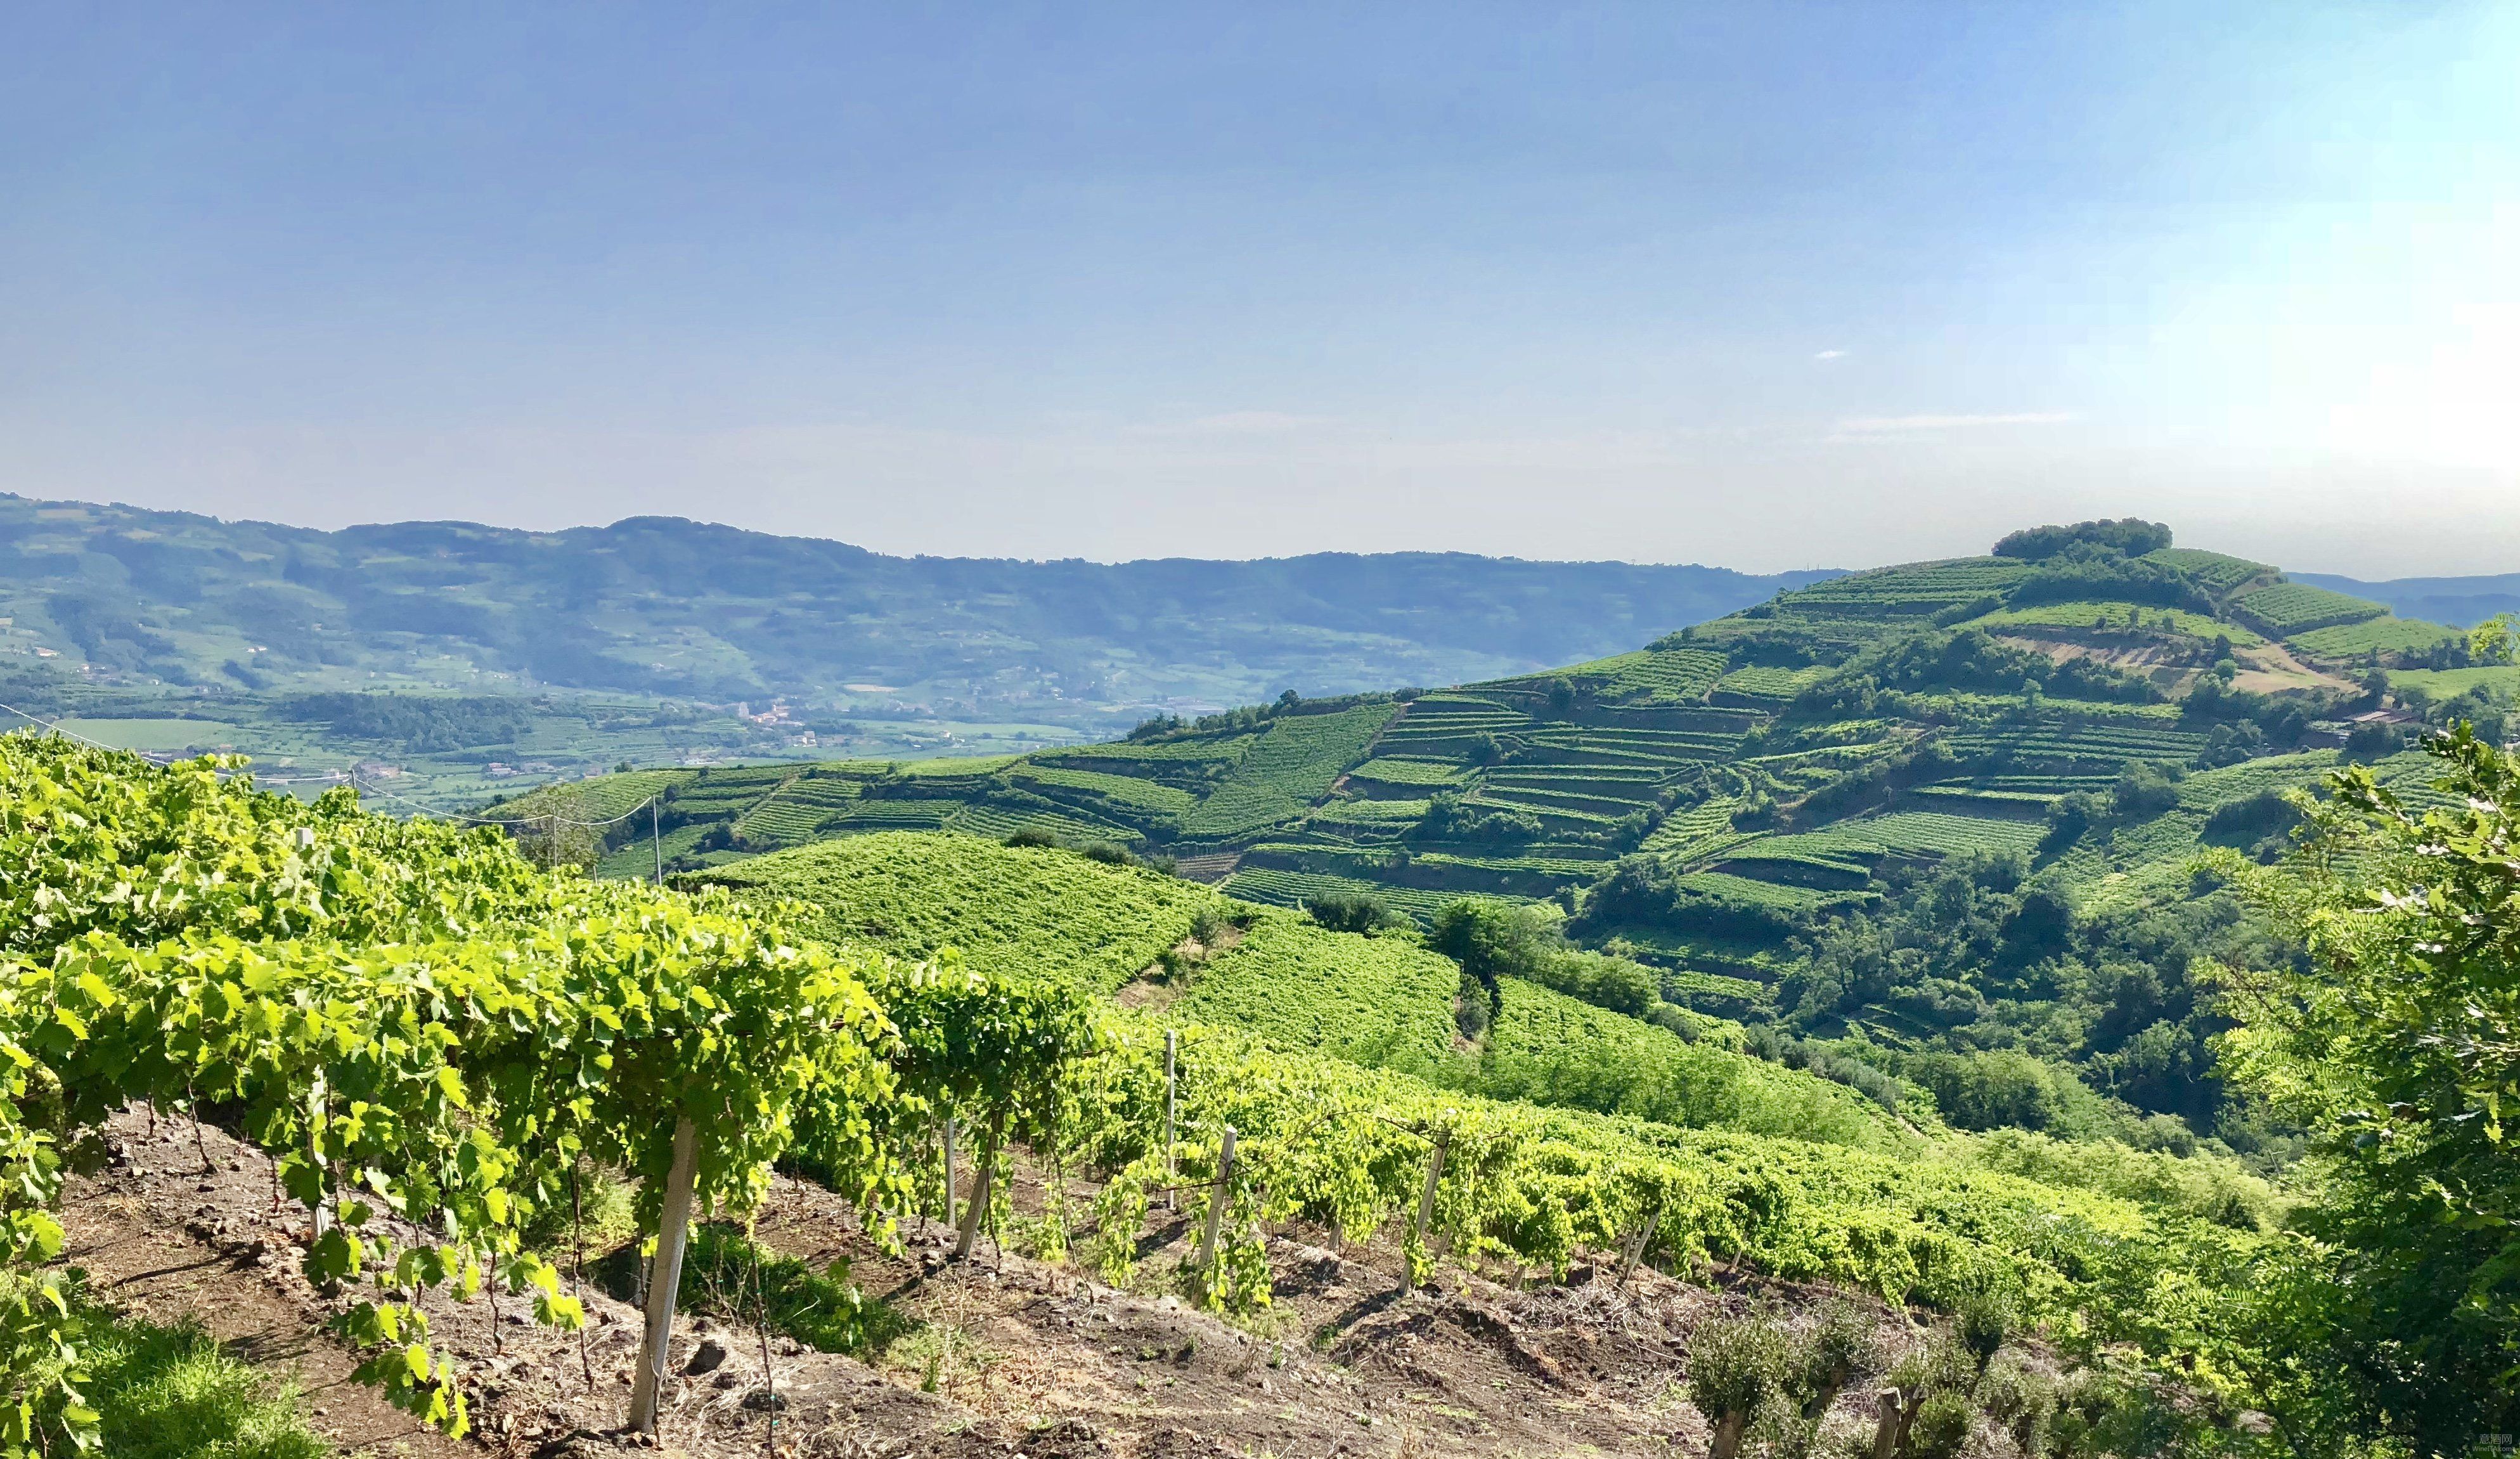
4,3,2514,574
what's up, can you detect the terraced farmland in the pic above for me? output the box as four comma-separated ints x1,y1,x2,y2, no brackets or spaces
2286,615,2463,661
1942,722,2207,770
517,527,2441,1095
1712,664,1834,703
1344,756,1471,791
2143,547,2273,595
732,773,863,842
1307,796,1434,827
1727,810,2048,869
1008,763,1200,823
1172,915,1462,1067
1176,702,1395,839
2232,580,2389,635
1962,600,2259,644
1767,558,2032,616
1530,645,1729,703
700,831,1227,991
1215,867,1482,925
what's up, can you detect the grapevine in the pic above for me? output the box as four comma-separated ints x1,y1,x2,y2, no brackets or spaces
0,734,905,1450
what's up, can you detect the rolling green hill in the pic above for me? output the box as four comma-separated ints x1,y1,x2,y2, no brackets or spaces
513,519,2516,1161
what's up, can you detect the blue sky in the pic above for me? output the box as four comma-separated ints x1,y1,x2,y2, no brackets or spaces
3,3,2514,573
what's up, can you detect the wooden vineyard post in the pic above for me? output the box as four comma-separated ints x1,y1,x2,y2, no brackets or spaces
941,1115,957,1230
1400,1131,1449,1295
1870,1389,1906,1459
1617,1197,1664,1288
1193,1125,1236,1273
1163,1031,1178,1214
628,1118,701,1434
952,1127,998,1261
650,798,663,885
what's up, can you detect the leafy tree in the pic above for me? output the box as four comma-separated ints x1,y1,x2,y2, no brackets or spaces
1415,792,1541,845
2469,613,2518,666
1684,1310,1793,1459
1430,898,1658,1018
1906,1050,2076,1131
2112,762,2182,817
2006,543,2207,611
1305,890,1397,935
1429,899,1558,989
2214,725,2520,1449
1992,517,2174,561
2342,720,2401,761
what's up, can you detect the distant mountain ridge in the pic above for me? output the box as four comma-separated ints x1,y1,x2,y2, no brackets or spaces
0,493,1840,730
2292,571,2520,630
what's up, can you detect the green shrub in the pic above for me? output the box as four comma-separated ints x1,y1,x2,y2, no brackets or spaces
1306,890,1397,935
1976,1358,2057,1458
1431,898,1663,1020
1908,1050,2078,1132
2343,719,2401,760
1430,898,1557,985
1906,1390,1976,1459
1686,1312,1793,1459
1530,950,1657,1017
2111,762,2181,817
1956,1290,2014,1373
1454,968,1492,1040
1643,1002,1700,1041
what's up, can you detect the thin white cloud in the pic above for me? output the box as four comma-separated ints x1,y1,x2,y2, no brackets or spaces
1813,349,1847,361
1833,411,2079,433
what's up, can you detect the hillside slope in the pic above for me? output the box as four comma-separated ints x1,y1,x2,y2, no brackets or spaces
530,522,2517,1158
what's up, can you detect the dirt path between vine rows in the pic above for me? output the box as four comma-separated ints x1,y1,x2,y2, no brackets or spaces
60,1106,1929,1459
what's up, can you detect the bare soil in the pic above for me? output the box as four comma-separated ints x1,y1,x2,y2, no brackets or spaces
1168,855,1241,885
61,1106,1927,1459
2229,640,2358,696
1993,630,2356,699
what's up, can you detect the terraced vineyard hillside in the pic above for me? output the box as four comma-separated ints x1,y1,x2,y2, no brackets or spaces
529,533,2483,893
512,524,2514,1149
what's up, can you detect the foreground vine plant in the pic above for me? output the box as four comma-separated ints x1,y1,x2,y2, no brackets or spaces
0,729,2339,1456
0,734,905,1451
